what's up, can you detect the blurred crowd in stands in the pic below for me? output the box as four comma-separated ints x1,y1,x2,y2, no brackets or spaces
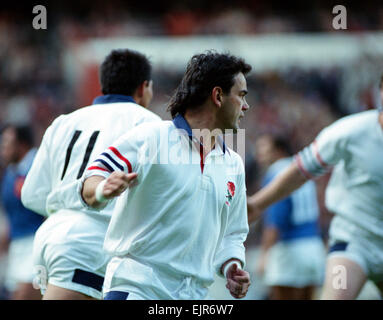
1,0,382,134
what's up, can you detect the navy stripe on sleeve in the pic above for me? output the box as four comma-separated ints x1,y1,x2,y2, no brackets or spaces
101,152,124,171
95,159,115,172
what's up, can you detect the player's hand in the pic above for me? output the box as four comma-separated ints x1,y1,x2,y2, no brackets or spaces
225,263,251,299
102,171,138,198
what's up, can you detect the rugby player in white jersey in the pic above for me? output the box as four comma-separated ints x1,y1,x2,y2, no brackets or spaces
81,52,252,300
247,78,383,300
21,49,161,300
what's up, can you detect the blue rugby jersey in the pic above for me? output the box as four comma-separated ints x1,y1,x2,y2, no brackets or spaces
263,157,320,241
1,149,44,240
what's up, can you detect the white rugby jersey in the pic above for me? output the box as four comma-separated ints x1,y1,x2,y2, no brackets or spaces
21,95,161,219
295,110,383,238
82,115,249,285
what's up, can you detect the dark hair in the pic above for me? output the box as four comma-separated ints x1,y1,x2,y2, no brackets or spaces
380,74,383,89
100,49,152,96
167,51,252,118
2,124,34,147
270,135,293,156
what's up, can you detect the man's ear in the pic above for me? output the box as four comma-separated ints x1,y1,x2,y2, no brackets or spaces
211,87,223,107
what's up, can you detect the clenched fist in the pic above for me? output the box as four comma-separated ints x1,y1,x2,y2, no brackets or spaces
224,261,251,299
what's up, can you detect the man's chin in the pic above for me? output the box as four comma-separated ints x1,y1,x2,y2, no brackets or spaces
233,122,241,133
222,121,240,133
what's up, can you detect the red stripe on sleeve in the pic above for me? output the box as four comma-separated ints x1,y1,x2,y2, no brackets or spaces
294,154,313,179
108,146,132,173
87,166,109,172
313,140,329,168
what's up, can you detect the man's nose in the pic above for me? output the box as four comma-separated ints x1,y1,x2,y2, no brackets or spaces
242,101,249,111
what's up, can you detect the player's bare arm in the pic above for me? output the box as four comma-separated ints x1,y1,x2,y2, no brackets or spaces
82,172,138,208
221,259,251,299
247,161,308,224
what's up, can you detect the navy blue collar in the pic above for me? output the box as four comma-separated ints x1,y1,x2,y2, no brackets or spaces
173,114,193,137
172,114,226,154
92,94,136,105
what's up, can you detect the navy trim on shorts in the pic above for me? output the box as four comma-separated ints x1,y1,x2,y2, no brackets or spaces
72,269,104,292
329,242,348,253
104,291,130,300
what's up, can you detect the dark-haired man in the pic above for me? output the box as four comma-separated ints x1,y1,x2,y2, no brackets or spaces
21,49,161,300
81,51,252,300
0,125,44,300
254,134,325,300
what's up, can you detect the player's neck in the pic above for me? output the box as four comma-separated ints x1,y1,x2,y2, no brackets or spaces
132,93,144,108
184,109,217,152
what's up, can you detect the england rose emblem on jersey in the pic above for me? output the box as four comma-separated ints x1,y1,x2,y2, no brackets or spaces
225,181,235,206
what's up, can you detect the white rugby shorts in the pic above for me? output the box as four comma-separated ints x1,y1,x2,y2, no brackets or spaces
328,215,383,283
5,235,36,292
33,210,111,299
263,237,326,288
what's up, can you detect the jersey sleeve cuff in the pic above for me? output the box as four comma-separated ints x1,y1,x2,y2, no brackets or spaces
77,172,109,211
214,245,246,278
